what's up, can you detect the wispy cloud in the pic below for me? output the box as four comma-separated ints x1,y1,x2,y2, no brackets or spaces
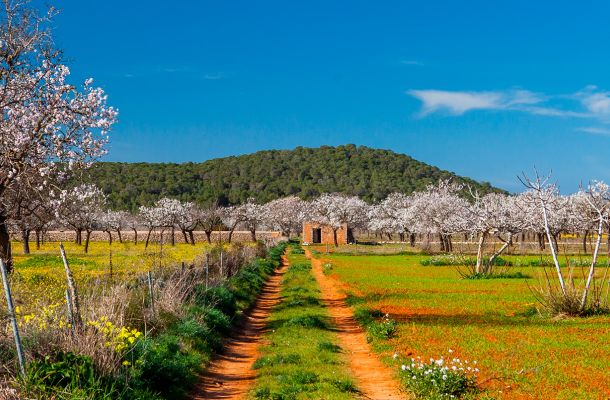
408,86,610,127
407,89,544,116
578,126,610,136
575,86,610,120
204,72,225,80
161,66,191,73
401,60,424,66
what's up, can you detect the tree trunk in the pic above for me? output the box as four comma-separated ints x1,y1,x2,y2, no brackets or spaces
205,230,212,244
75,229,82,245
475,232,487,274
228,229,235,243
250,229,256,242
487,233,513,274
21,230,30,254
582,230,589,254
409,233,416,247
606,224,610,258
188,230,195,245
145,229,152,249
170,227,175,246
105,230,113,246
581,218,604,311
132,228,138,245
537,232,545,250
333,229,339,247
117,230,122,243
439,234,446,252
35,230,41,250
84,231,92,254
0,214,13,273
519,232,525,253
181,229,189,244
551,233,559,252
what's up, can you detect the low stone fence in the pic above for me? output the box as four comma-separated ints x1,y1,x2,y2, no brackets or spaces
14,230,282,244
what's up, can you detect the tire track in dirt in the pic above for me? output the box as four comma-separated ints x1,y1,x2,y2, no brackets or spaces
305,249,405,400
193,256,289,400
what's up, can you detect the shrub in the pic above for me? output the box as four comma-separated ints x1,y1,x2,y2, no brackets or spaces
464,271,530,280
322,263,333,275
26,352,122,399
398,353,479,399
421,255,511,267
367,315,397,341
130,335,202,399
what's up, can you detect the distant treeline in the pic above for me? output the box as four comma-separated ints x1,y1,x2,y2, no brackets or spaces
85,144,504,211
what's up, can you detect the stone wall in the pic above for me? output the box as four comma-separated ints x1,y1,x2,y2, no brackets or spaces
13,230,282,244
302,222,348,245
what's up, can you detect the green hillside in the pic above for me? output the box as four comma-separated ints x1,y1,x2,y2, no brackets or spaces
87,144,504,210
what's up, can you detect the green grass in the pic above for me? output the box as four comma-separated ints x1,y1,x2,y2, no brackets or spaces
250,252,359,400
319,250,610,400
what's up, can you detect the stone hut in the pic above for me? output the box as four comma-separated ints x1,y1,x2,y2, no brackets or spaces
302,222,352,245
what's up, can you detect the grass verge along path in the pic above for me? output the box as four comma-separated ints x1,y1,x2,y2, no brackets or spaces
305,249,404,400
251,247,359,399
194,255,289,399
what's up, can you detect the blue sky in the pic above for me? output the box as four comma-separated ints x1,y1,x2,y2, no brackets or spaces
50,1,610,192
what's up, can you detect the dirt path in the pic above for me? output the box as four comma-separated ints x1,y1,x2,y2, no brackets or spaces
193,256,289,400
305,249,404,400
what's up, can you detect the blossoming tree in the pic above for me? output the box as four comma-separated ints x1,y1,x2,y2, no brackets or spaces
0,1,117,270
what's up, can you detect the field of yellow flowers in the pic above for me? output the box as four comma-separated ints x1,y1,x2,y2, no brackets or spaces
9,240,212,313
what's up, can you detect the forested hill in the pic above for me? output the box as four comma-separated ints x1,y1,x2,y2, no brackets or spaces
87,145,504,211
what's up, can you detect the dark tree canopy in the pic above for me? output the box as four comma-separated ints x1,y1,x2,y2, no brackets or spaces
86,145,505,211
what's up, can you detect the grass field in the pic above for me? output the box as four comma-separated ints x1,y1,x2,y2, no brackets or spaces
314,248,610,399
251,246,358,399
8,240,214,317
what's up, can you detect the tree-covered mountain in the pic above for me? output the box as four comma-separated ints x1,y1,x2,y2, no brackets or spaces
87,144,504,211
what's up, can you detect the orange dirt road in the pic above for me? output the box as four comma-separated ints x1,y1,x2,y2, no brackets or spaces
193,256,289,400
305,249,405,400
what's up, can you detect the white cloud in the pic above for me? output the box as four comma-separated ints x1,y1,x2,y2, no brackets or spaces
521,106,588,118
401,60,424,66
575,86,610,118
407,89,544,116
408,86,610,122
578,126,610,136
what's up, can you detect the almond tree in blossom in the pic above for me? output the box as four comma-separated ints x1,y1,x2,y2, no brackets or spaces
125,212,141,245
55,184,107,253
139,198,181,247
409,180,468,252
311,193,367,246
378,192,417,245
234,198,267,242
264,196,307,237
97,210,128,245
199,205,222,244
139,204,164,249
367,203,397,241
220,206,241,243
576,182,610,310
0,1,117,270
521,173,610,314
465,192,528,274
5,172,53,253
176,201,200,245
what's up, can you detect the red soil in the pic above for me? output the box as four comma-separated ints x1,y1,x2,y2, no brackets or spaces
305,249,405,400
192,256,289,399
